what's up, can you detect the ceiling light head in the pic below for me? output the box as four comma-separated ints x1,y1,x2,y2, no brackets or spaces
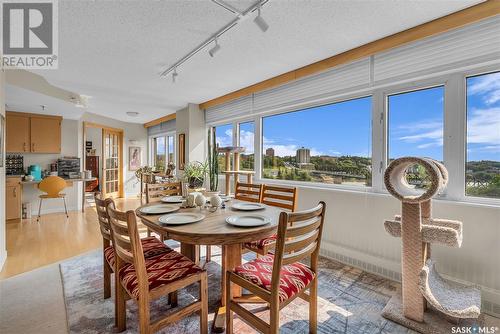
209,38,221,57
126,111,139,117
172,68,178,83
254,7,269,32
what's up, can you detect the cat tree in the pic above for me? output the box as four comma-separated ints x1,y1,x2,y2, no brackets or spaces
382,157,481,333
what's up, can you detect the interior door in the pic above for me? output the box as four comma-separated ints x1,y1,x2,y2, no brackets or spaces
102,129,122,198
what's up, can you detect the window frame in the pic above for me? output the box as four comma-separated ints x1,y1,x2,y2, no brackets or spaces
148,131,176,170
205,63,500,206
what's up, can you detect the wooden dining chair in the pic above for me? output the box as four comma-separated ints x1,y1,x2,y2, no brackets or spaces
234,181,263,203
94,193,171,300
106,201,208,334
226,202,326,334
244,185,298,256
145,181,182,203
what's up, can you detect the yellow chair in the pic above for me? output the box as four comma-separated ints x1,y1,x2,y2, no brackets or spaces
37,176,69,221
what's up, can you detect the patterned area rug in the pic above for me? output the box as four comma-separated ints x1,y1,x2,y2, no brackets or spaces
60,246,416,333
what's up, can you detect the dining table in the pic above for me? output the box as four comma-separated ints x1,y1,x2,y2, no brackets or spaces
136,199,282,332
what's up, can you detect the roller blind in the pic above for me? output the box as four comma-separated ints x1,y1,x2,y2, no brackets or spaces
148,119,176,136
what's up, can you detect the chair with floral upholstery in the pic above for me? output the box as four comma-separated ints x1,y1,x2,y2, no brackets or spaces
226,202,326,334
106,200,208,334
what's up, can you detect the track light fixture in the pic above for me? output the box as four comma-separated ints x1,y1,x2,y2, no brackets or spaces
209,38,221,57
172,68,178,83
254,7,269,32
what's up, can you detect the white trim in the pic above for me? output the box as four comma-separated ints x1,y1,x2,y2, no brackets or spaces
0,250,7,272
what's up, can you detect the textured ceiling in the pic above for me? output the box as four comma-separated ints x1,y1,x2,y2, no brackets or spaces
7,0,483,123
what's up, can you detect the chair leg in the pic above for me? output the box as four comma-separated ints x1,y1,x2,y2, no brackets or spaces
103,259,112,299
168,292,178,307
225,272,233,334
200,273,208,334
37,198,43,222
205,245,211,262
138,296,151,334
115,280,127,331
63,197,69,218
309,278,318,334
269,301,280,334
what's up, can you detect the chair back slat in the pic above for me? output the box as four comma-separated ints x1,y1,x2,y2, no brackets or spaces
285,216,322,238
282,242,318,266
261,185,297,211
235,182,263,203
271,202,326,298
146,181,182,203
94,193,113,242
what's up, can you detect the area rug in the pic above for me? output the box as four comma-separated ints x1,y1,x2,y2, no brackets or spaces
60,247,415,333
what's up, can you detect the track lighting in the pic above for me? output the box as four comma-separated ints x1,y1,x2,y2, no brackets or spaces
209,38,221,57
172,68,178,83
254,7,269,32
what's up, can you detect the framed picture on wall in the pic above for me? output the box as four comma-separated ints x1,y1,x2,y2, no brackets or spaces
0,114,4,168
128,146,142,171
178,133,185,170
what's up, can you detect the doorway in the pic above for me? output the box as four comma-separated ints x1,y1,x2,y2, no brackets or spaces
83,122,124,200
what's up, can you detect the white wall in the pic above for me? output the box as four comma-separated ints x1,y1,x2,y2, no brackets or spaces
79,112,148,197
175,103,206,176
0,69,6,270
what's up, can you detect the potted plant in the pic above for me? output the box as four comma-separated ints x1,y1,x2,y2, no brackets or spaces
183,161,208,188
135,166,155,184
206,129,219,195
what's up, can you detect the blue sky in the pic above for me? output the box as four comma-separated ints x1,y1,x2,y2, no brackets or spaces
216,72,500,162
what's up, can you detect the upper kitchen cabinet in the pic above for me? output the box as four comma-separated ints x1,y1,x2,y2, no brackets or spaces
6,113,30,153
30,116,62,153
6,112,62,153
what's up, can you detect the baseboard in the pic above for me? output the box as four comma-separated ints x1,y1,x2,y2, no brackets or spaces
320,241,500,318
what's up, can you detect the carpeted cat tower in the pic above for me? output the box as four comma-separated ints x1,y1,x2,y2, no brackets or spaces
381,157,482,333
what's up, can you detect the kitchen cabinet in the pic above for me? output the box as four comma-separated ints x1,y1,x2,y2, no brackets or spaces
5,112,62,153
6,178,22,221
6,113,30,153
30,116,62,153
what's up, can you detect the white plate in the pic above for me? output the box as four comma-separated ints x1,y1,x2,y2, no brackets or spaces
226,214,271,227
160,195,184,203
158,213,205,225
139,204,179,215
231,202,265,211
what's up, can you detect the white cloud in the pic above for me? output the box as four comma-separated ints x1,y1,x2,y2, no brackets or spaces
467,107,500,145
263,136,325,157
397,120,443,149
468,72,500,105
239,130,254,154
216,128,233,148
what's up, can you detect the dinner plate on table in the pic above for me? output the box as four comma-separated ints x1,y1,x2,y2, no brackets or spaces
231,202,265,211
158,213,205,225
160,195,184,204
226,214,271,227
139,204,180,215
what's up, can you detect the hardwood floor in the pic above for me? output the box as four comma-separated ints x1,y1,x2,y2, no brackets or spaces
0,198,142,279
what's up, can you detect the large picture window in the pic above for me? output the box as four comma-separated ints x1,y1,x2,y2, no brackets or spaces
466,72,500,199
262,97,372,186
388,86,444,188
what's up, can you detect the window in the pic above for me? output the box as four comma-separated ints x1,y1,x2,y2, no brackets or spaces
466,72,500,199
215,123,233,171
388,86,444,188
152,135,175,171
262,97,372,186
238,121,254,171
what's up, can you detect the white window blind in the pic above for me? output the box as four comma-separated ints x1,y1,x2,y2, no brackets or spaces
148,119,176,136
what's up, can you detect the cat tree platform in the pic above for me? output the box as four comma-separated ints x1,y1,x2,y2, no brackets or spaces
218,146,254,195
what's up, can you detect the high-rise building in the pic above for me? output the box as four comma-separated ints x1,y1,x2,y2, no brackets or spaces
265,147,275,157
296,147,310,164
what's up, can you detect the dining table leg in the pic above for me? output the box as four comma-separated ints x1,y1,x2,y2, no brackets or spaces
212,243,242,333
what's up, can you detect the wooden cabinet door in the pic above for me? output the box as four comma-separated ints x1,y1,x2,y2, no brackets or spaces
30,117,61,153
6,185,21,220
6,114,30,153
